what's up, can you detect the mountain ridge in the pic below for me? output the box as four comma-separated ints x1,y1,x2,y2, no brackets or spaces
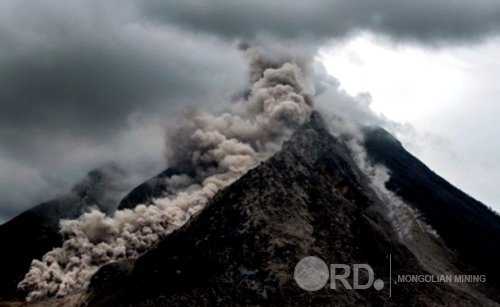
2,112,499,306
80,112,500,306
364,126,500,291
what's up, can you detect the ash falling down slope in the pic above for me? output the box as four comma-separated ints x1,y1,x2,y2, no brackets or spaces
0,164,129,301
83,112,500,307
1,49,500,306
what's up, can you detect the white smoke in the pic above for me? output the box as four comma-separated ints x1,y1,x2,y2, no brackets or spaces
18,47,313,301
309,58,439,241
345,136,438,241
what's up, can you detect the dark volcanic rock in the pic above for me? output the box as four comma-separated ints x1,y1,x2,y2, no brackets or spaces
0,164,127,301
86,113,500,306
117,165,196,210
364,127,500,291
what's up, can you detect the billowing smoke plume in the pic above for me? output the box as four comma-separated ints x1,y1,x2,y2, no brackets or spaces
18,47,313,301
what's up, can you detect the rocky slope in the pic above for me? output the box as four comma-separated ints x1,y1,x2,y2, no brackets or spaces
117,165,196,211
76,113,500,306
364,127,500,291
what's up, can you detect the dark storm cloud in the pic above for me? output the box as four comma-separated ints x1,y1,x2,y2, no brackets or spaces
2,0,500,222
0,0,246,144
138,0,500,44
0,0,247,220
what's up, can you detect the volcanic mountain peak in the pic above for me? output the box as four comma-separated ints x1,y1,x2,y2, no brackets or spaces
1,112,499,305
77,112,500,306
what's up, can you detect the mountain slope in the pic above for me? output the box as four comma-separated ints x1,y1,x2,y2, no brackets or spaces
82,113,499,306
117,165,196,211
364,128,500,290
0,164,126,301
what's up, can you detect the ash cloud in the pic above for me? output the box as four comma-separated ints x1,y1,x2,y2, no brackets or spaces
0,0,247,220
18,47,314,300
3,0,500,221
2,0,500,298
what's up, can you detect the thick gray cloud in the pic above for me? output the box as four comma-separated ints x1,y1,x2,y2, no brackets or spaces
0,0,247,220
0,0,247,145
2,0,500,222
138,0,500,44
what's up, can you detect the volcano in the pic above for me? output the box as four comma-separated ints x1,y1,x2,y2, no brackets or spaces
0,46,500,306
4,112,496,306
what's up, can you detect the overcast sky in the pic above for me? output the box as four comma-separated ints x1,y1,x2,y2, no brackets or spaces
319,33,500,212
1,0,500,223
